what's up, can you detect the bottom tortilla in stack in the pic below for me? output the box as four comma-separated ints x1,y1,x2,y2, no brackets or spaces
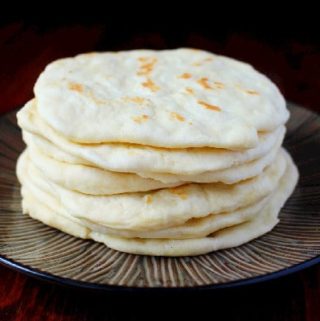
17,147,298,256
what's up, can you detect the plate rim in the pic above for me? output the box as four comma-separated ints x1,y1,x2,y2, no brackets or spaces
1,253,319,292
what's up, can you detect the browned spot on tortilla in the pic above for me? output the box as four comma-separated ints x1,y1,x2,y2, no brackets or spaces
125,96,146,104
198,100,221,112
146,195,153,204
137,57,157,76
214,81,225,89
171,112,185,122
88,90,107,105
185,87,194,94
192,57,213,66
197,77,212,89
68,82,83,92
132,114,149,124
245,90,259,95
138,57,149,62
178,73,192,79
236,85,259,95
142,78,160,92
169,187,188,200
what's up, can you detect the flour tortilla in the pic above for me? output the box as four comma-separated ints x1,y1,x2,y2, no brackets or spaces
21,192,90,239
27,136,281,195
17,148,287,231
27,128,282,188
27,147,180,195
26,131,88,165
76,196,271,239
34,48,288,149
137,138,281,184
18,101,285,175
20,152,298,256
21,179,271,239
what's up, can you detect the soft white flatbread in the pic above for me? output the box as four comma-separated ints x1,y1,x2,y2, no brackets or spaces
20,151,298,256
27,147,180,195
34,48,288,149
27,137,281,197
21,180,270,239
17,148,287,231
18,101,285,175
137,138,281,184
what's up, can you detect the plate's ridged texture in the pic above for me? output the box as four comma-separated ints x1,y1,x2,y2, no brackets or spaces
0,103,319,289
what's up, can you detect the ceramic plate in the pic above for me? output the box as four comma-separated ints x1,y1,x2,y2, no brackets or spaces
0,103,319,291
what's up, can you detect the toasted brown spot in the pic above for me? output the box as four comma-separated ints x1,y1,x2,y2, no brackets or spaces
192,57,214,66
178,73,192,79
142,78,160,92
171,112,185,122
197,77,212,89
137,57,157,76
198,100,221,112
88,90,107,105
138,57,149,62
138,65,155,76
185,87,194,94
192,57,213,66
125,96,146,104
236,85,259,95
214,81,225,89
169,187,188,199
133,114,149,124
245,90,259,95
68,82,83,92
146,195,153,204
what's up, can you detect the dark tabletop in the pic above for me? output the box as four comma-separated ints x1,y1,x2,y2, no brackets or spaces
0,263,319,321
0,19,319,321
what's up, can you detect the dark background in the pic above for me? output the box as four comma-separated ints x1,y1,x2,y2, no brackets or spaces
1,12,320,115
0,12,319,321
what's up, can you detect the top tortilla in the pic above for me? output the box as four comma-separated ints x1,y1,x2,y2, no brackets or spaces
34,48,288,149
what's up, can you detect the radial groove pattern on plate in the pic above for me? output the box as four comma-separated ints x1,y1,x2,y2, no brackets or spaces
0,103,319,289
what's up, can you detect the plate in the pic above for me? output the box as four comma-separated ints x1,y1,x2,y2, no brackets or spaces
0,102,319,291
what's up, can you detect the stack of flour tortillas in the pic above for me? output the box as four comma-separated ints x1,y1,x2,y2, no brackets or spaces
16,48,298,256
